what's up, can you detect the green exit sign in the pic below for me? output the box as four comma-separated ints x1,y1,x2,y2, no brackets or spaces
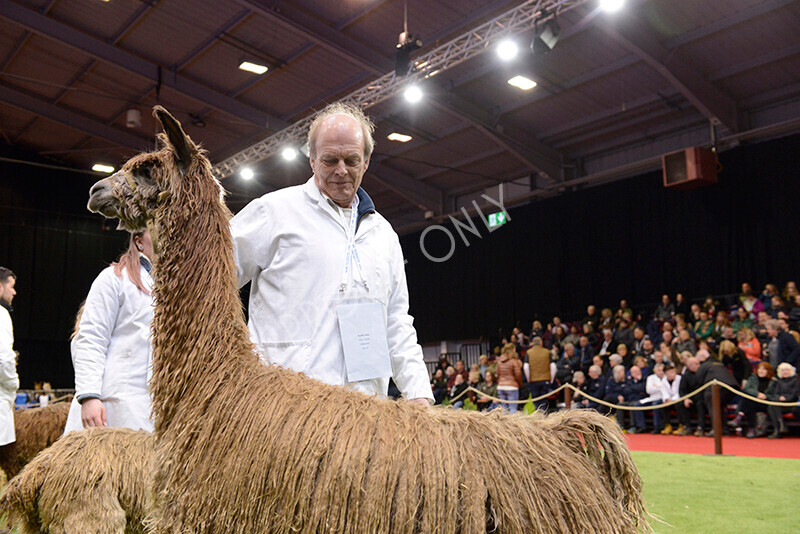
488,211,507,227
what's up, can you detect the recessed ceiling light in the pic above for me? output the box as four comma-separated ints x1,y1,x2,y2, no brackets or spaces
507,75,537,90
387,132,412,142
599,0,624,13
238,61,268,75
92,164,114,173
281,147,298,161
240,168,254,180
496,39,518,61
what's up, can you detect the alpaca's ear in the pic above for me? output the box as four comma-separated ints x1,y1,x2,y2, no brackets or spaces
153,106,193,168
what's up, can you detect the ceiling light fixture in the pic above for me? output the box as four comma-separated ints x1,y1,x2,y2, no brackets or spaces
387,133,413,142
240,168,254,180
238,61,268,75
599,0,624,13
92,164,115,173
404,85,423,103
507,75,537,90
496,39,519,61
281,147,298,161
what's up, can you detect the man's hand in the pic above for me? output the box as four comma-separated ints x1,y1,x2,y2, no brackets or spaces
408,397,431,407
757,392,767,400
684,398,693,408
81,398,107,428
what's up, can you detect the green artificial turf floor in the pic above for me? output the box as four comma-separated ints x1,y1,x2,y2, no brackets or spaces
633,451,800,533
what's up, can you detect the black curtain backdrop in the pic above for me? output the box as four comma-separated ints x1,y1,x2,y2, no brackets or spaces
1,146,128,388
402,133,800,344
2,134,799,387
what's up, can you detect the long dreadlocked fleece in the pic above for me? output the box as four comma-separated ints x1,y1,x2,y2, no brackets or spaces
89,106,651,534
0,427,152,534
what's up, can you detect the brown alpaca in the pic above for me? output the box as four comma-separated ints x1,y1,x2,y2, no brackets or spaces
86,106,650,533
0,427,152,534
0,401,70,479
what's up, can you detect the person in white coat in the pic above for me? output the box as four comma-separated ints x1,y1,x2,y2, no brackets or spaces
639,362,667,433
64,230,155,433
231,102,432,406
0,267,19,446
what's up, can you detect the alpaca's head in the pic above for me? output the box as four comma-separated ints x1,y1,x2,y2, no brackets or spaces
88,106,215,243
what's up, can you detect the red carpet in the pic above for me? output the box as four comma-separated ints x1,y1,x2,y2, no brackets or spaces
624,432,800,459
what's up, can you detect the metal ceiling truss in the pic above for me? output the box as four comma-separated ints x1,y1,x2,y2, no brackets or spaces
213,0,592,178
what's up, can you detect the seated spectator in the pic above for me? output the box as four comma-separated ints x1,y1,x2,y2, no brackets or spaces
555,343,580,385
576,335,596,375
689,303,702,323
769,296,788,319
614,319,635,350
447,360,469,388
760,283,779,311
660,365,689,435
737,328,762,371
431,369,448,405
530,320,545,341
574,365,606,411
603,365,627,419
632,355,651,378
678,357,704,435
476,370,500,411
444,365,455,385
563,324,581,348
466,370,482,404
448,374,468,409
732,307,754,332
741,362,775,438
694,311,714,340
767,362,800,438
620,366,648,433
496,343,523,413
469,363,483,381
605,354,623,381
790,295,800,329
702,295,718,317
582,323,599,350
675,293,690,320
616,299,633,324
478,354,489,378
719,340,751,386
765,319,800,369
655,294,675,321
712,311,730,341
741,289,764,320
436,354,451,374
598,329,615,357
570,371,587,409
674,329,697,355
661,328,675,347
640,362,667,433
582,305,600,328
783,281,799,303
616,344,632,368
631,327,647,355
719,326,737,346
592,354,609,377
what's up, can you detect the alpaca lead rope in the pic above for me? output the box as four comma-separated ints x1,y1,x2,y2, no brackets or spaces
340,195,368,295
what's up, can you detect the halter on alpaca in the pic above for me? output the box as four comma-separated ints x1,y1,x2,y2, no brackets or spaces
87,106,651,533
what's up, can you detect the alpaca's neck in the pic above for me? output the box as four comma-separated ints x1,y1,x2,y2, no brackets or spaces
148,186,254,433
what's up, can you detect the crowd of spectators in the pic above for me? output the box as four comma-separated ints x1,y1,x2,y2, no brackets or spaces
430,282,800,439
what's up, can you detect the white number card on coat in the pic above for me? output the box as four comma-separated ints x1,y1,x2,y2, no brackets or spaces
336,301,392,383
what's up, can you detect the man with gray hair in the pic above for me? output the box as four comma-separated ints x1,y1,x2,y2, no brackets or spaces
230,102,432,406
765,319,800,369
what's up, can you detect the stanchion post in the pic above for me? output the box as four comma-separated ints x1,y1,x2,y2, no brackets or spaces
564,387,573,410
712,382,722,455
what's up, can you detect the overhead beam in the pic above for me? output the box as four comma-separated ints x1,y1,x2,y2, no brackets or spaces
368,163,443,212
0,84,150,151
0,1,288,130
595,11,739,132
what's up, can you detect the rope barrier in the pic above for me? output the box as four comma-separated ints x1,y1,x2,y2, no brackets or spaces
441,380,799,411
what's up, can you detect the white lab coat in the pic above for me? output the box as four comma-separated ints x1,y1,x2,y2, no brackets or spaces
639,373,666,404
0,304,19,445
231,177,433,401
64,258,154,433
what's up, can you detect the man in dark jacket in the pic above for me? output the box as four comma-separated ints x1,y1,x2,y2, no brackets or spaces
555,343,580,385
620,366,648,432
766,320,800,368
678,357,704,435
576,336,596,375
603,365,626,419
692,353,739,436
577,364,607,411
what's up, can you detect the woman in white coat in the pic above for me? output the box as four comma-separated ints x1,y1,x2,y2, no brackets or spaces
64,230,154,433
